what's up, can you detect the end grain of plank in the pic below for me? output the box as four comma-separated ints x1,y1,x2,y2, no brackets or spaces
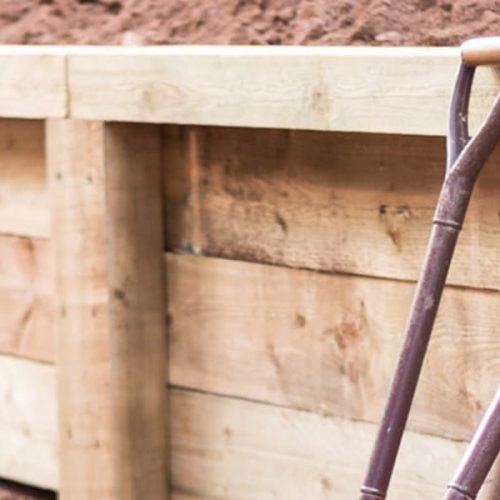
0,50,66,119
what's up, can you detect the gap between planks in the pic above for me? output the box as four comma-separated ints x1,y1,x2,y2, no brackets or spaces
0,245,498,443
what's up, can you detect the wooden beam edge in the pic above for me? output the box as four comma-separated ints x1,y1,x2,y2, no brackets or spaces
3,45,500,137
0,50,68,119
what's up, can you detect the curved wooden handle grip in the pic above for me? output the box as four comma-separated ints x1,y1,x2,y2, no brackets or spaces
461,37,500,66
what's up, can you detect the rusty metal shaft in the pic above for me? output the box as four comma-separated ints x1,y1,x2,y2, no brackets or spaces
360,62,500,499
444,389,500,500
360,224,459,500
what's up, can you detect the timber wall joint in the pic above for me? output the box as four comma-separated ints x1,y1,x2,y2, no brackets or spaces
0,46,499,499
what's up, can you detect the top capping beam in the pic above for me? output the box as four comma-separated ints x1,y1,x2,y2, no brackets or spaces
1,45,500,135
0,47,67,119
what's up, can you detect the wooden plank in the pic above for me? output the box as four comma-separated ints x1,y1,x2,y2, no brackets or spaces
0,354,58,490
103,122,169,500
0,235,53,362
0,45,497,134
0,47,66,119
47,119,168,500
167,253,500,442
0,358,494,499
163,125,500,291
482,455,500,499
0,119,48,238
67,46,500,136
170,389,469,500
47,119,114,500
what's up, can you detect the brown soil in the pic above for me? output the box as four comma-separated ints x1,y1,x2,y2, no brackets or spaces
0,0,499,47
0,480,54,500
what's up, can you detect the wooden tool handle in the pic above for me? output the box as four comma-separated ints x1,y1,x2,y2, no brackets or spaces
461,37,500,66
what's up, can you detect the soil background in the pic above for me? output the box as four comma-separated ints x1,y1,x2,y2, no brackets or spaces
1,0,500,498
0,0,500,47
0,480,54,500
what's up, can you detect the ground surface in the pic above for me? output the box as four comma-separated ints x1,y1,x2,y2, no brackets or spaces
0,0,500,46
0,480,54,500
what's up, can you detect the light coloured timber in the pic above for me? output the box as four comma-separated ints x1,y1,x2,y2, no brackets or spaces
0,120,48,238
67,46,500,135
482,454,500,498
167,253,500,442
0,354,58,490
0,361,492,499
0,45,498,134
48,119,168,500
0,47,66,119
0,236,53,362
171,389,472,500
163,126,500,291
2,244,497,442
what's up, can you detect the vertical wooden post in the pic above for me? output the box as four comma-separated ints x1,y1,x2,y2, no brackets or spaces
47,120,168,500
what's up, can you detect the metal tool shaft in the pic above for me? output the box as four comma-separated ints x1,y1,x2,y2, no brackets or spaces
360,62,500,499
444,389,500,500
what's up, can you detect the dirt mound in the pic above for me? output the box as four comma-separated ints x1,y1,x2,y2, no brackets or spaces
0,0,499,46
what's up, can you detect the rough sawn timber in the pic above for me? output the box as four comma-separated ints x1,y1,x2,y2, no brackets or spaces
0,119,48,238
167,253,500,442
170,389,469,500
1,45,500,136
163,125,500,291
0,235,52,362
0,354,58,490
47,119,168,500
1,355,493,499
67,46,498,135
0,47,66,119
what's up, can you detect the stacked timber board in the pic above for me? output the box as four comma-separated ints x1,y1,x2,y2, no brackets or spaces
0,46,499,499
163,125,500,498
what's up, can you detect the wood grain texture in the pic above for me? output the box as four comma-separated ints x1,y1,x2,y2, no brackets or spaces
0,236,53,362
67,46,499,136
0,120,48,238
0,47,66,119
167,253,500,442
0,354,58,490
48,119,114,500
170,388,470,500
104,121,169,500
48,119,168,500
163,125,500,291
0,45,497,134
481,454,500,499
